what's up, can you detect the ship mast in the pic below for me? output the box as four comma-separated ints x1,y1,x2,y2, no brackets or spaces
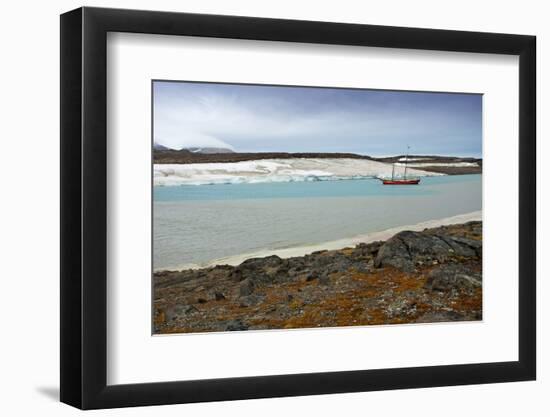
403,145,410,180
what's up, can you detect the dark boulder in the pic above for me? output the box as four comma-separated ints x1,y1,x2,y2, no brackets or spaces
287,257,307,270
231,255,290,284
375,230,481,272
354,241,383,257
328,254,353,273
443,235,482,258
241,255,282,269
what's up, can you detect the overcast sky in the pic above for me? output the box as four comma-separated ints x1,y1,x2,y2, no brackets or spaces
153,81,482,157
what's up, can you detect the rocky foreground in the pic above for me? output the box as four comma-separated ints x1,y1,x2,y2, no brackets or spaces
154,221,482,334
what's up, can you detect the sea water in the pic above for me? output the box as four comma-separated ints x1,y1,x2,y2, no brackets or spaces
153,174,481,270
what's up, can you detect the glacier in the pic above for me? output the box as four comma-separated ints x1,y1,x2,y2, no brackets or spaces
153,158,442,186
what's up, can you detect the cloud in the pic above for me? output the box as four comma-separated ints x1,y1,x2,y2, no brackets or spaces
154,130,234,151
153,82,482,156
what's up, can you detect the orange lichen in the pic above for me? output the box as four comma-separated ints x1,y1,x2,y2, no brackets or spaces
155,254,481,333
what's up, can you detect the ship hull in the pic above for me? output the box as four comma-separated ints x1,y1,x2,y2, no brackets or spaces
381,179,420,185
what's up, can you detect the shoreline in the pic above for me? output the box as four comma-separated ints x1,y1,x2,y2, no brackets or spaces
154,149,482,175
154,219,483,333
157,210,482,272
153,152,482,178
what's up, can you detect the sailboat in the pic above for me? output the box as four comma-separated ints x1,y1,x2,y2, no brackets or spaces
381,146,421,185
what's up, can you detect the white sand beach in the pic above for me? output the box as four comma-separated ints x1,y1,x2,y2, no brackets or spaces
172,210,481,270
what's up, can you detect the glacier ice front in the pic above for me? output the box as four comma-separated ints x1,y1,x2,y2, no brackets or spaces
153,158,441,186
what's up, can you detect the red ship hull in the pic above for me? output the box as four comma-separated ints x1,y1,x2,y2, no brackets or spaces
381,179,420,185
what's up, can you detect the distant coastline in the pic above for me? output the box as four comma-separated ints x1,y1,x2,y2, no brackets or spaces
153,149,482,176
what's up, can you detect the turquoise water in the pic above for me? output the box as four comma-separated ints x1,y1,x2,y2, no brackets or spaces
153,175,482,270
154,175,477,201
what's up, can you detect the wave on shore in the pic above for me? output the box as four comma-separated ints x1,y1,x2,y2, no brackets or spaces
153,158,442,186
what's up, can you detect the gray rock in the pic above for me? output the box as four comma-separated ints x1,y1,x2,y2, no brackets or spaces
319,272,330,286
425,264,482,292
239,294,264,307
287,268,298,276
354,262,374,274
415,310,471,323
375,230,481,272
225,319,249,331
229,268,244,282
329,256,353,273
445,235,482,257
164,304,199,321
239,278,255,297
241,255,282,270
231,255,290,284
354,241,383,257
310,255,332,269
288,257,306,271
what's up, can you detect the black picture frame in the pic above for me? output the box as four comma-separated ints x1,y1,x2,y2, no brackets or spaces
60,6,536,410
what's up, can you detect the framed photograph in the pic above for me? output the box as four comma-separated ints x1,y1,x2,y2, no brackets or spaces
60,7,536,409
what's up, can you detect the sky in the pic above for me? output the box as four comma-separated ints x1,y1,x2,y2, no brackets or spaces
153,81,482,157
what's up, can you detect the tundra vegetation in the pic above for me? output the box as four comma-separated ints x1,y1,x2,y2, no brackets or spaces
154,221,482,334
